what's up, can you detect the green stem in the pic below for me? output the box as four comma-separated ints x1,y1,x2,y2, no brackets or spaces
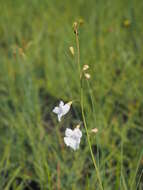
75,29,81,77
75,23,103,190
80,88,103,190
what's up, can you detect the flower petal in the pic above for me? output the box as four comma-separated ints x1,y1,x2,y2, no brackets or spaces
62,104,70,115
58,114,62,122
64,137,79,150
73,128,82,138
59,101,64,107
65,128,73,137
52,107,60,114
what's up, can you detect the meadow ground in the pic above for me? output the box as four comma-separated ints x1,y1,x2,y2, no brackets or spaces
0,0,143,189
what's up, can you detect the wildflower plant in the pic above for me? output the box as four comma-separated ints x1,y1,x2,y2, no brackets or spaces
0,2,142,189
52,21,103,189
72,21,103,190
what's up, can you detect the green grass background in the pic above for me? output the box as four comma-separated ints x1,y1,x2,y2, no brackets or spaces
0,0,143,189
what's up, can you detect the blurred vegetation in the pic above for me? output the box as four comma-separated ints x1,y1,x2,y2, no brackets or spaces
0,0,143,189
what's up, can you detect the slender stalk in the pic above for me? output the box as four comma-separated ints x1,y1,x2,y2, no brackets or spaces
74,22,81,77
81,89,103,190
74,22,103,190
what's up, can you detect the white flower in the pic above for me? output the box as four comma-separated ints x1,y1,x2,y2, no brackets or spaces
52,100,72,122
64,127,82,150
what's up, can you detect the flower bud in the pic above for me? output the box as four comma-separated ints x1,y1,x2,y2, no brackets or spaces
69,46,74,56
83,64,89,71
91,128,98,133
84,73,91,79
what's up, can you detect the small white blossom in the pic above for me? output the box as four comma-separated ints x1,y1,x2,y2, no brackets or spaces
52,100,72,122
64,127,82,151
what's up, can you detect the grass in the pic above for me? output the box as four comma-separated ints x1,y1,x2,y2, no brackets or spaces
0,0,143,189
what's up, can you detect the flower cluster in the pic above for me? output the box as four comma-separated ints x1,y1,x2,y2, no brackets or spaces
53,100,82,151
